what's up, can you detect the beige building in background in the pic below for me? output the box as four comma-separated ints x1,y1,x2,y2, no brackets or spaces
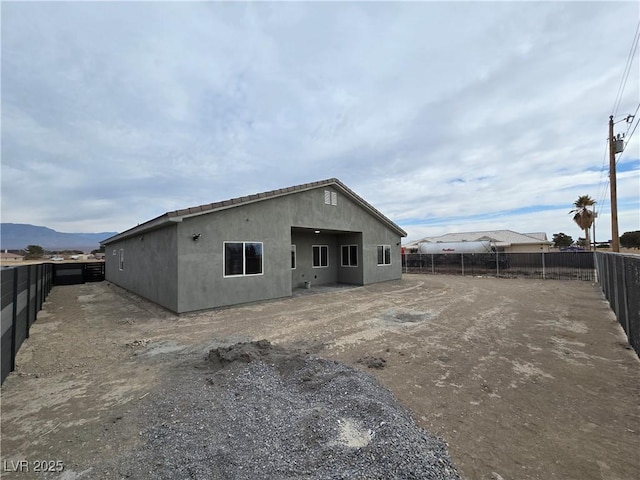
404,230,552,253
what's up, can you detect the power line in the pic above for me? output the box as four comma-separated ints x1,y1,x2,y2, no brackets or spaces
612,20,640,117
590,21,638,239
622,103,640,137
621,103,640,149
625,116,640,147
595,137,610,215
615,102,640,165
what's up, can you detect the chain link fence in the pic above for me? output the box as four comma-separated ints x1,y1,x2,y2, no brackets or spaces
595,252,640,358
402,251,595,281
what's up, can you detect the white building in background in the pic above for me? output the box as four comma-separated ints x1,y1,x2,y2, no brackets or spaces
403,230,552,254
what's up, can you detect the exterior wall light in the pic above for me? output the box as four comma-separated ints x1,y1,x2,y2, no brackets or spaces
192,233,201,241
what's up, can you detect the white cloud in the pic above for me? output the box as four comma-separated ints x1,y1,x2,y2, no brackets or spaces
1,1,638,240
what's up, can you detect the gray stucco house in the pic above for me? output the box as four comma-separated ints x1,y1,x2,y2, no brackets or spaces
102,178,407,313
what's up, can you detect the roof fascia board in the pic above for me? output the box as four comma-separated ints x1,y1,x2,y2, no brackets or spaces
101,215,177,245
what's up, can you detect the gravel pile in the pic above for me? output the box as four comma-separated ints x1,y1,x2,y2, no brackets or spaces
93,340,461,480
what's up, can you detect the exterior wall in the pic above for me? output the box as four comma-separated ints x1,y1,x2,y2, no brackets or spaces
174,186,401,312
176,198,296,312
362,227,403,284
106,184,403,313
291,231,339,288
105,225,178,312
290,231,363,288
337,232,363,285
289,186,402,286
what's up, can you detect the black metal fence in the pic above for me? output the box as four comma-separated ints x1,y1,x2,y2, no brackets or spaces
1,261,105,384
1,264,53,384
53,262,105,285
403,251,595,281
595,252,640,358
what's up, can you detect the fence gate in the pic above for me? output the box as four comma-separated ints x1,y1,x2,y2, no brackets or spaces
53,262,105,285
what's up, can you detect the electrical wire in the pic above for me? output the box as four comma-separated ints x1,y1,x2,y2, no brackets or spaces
595,137,611,216
620,104,640,152
615,102,640,164
624,117,640,148
594,21,640,243
620,103,640,141
612,20,640,117
602,20,639,221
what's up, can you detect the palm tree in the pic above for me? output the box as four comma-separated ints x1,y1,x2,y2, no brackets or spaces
570,195,596,251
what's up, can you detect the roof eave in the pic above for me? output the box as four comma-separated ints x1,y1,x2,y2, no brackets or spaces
102,178,407,243
166,179,407,237
101,215,181,245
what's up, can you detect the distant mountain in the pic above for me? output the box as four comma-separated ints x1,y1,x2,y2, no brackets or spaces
0,223,118,252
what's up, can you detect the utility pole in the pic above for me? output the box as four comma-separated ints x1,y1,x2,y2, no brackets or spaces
609,115,620,252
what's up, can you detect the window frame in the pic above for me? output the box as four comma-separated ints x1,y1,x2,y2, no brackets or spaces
377,245,392,266
341,244,358,267
291,245,296,270
312,244,329,268
223,241,264,277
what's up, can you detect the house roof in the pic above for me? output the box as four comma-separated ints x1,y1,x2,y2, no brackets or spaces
0,252,24,259
102,178,407,244
404,230,551,248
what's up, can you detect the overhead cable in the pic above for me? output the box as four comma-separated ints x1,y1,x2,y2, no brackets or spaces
612,20,640,117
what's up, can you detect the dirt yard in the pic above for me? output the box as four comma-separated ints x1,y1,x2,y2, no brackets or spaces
1,274,639,479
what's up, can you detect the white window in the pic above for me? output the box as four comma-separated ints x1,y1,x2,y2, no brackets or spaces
119,249,124,270
331,191,337,205
312,245,328,268
224,242,263,277
377,245,391,266
291,245,296,269
341,245,358,267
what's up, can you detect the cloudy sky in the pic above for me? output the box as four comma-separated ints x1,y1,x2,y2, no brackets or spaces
2,1,639,243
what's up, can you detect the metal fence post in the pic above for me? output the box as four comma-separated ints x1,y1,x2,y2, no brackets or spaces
611,257,620,318
10,268,18,372
542,251,546,280
620,256,630,337
25,266,31,339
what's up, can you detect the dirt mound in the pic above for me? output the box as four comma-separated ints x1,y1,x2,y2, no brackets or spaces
207,339,308,378
356,355,387,369
208,339,286,367
85,341,461,480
